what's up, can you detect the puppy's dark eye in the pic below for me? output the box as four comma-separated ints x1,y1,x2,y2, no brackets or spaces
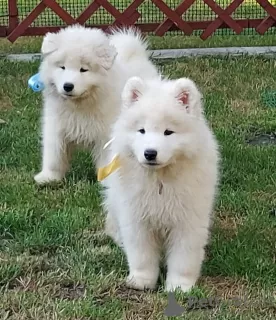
60,66,65,70
80,68,88,73
164,129,174,136
138,128,145,134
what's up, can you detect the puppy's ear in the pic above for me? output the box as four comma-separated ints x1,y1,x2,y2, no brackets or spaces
95,44,117,70
41,32,59,55
173,78,202,116
122,77,144,108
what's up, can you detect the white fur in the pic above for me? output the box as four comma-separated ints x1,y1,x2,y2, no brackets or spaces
34,25,158,184
103,77,220,292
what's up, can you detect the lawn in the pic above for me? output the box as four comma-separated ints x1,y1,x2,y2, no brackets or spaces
1,33,276,55
0,55,276,319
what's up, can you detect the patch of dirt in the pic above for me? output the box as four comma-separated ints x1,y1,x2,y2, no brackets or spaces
215,211,244,238
247,132,276,146
199,276,276,316
94,283,150,305
0,96,13,111
199,276,249,299
114,284,153,301
94,284,165,319
119,285,164,320
28,244,61,256
230,99,257,114
252,190,276,202
6,273,86,301
8,277,40,292
2,253,54,289
123,306,157,320
53,282,86,300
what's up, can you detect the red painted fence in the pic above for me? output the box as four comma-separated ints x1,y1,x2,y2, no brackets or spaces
0,0,275,42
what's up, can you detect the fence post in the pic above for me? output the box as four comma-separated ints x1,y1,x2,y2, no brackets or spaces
8,0,19,35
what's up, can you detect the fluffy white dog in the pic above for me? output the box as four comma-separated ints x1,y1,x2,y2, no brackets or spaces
102,76,220,292
34,25,157,184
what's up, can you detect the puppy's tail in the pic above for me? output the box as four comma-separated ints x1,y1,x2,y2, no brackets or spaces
109,27,151,63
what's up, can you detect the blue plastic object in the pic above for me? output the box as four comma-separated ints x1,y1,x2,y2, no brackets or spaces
28,73,44,92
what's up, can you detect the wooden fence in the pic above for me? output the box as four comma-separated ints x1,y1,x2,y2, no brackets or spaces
0,0,275,42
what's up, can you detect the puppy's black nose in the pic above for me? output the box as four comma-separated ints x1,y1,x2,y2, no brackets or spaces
144,149,157,161
63,83,74,92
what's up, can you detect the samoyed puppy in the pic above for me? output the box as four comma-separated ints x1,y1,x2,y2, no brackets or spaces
102,76,220,292
34,25,158,184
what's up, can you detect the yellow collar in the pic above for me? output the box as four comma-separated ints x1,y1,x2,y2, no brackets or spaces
97,154,121,181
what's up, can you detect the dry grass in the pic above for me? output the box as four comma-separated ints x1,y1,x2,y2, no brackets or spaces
215,211,245,238
0,96,13,111
230,99,259,115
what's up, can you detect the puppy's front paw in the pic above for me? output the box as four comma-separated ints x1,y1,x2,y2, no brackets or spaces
34,170,64,185
126,271,157,290
165,276,196,293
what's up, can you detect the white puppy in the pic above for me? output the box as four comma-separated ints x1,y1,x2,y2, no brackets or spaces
102,76,220,292
34,25,157,184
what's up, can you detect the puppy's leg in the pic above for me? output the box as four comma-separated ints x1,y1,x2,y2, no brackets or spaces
102,187,122,246
121,221,160,290
165,227,207,292
35,119,71,184
105,212,122,247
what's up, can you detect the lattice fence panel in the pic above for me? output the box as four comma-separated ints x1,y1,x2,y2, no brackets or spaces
0,0,9,26
2,0,276,41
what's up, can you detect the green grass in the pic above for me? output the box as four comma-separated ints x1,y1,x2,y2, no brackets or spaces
0,56,276,319
1,33,276,55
